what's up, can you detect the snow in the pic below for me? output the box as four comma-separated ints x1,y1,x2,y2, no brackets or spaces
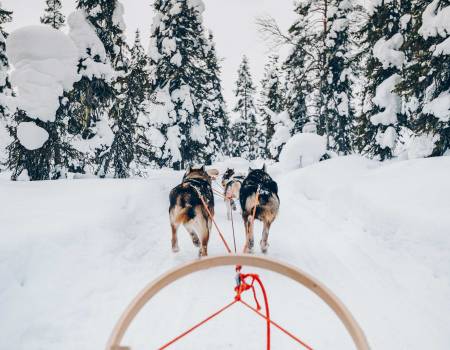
407,133,439,159
190,116,207,144
112,1,126,33
16,121,49,150
1,156,449,349
372,33,405,69
422,91,450,122
187,0,206,13
170,51,182,66
68,10,115,80
370,74,401,126
375,125,397,149
162,37,176,54
434,36,450,55
6,25,80,122
419,0,450,40
278,133,326,170
268,111,293,157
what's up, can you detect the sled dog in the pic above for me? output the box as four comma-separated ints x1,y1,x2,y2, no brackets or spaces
169,165,217,257
221,168,246,220
240,164,279,253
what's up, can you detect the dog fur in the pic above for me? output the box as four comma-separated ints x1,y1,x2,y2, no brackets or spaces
239,164,279,253
221,168,246,220
169,165,216,257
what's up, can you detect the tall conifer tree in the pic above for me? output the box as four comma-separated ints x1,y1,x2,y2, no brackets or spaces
147,0,211,169
231,56,261,160
259,55,285,159
41,0,65,29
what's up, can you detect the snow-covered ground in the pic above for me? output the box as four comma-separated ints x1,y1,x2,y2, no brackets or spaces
0,156,449,349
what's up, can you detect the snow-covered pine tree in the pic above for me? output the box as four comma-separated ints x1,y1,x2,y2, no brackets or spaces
283,0,315,135
40,0,65,29
355,0,405,160
0,2,12,120
65,3,117,173
129,30,153,172
202,31,230,163
399,0,450,156
322,0,355,154
98,28,152,178
5,25,82,181
258,54,285,159
0,2,13,167
147,0,211,169
231,55,261,160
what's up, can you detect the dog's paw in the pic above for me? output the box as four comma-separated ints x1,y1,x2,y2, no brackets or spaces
172,245,180,253
260,240,269,254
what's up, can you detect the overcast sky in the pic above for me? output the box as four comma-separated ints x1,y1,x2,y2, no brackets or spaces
2,0,297,112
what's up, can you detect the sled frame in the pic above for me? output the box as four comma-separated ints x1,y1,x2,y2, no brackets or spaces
106,254,370,350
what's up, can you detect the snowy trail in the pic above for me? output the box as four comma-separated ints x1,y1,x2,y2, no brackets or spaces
0,159,449,350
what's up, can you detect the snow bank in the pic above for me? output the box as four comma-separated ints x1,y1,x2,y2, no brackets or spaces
279,133,327,170
284,156,450,248
6,25,80,123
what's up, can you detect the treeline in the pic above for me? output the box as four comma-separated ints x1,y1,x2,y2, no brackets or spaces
0,0,449,181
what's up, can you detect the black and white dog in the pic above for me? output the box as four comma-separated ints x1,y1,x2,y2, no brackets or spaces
169,166,218,257
240,164,280,253
221,168,246,220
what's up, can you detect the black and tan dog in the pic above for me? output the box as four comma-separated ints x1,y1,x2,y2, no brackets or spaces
240,164,279,253
169,165,218,257
221,168,246,220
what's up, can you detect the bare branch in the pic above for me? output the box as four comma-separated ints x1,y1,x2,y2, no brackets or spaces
255,15,293,49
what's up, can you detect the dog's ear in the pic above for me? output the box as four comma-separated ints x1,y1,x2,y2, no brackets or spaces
262,163,267,172
201,165,206,172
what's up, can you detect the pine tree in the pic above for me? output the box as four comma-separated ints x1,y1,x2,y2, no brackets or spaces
355,0,405,160
65,3,118,173
147,0,211,169
0,2,12,119
399,0,450,156
98,29,151,177
231,56,261,160
283,1,315,135
0,3,13,167
40,0,65,29
5,25,82,180
259,55,285,159
322,0,355,154
202,31,230,163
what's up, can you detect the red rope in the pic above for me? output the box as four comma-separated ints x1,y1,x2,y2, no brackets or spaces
158,299,238,350
239,299,314,350
197,193,232,254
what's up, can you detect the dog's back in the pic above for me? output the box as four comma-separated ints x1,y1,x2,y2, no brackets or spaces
240,168,279,219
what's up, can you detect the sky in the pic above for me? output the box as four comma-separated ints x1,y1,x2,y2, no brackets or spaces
2,0,297,113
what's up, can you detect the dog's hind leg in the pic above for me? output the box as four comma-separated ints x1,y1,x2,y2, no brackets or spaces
261,220,272,254
184,222,200,248
243,215,255,254
199,223,210,257
171,223,180,253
